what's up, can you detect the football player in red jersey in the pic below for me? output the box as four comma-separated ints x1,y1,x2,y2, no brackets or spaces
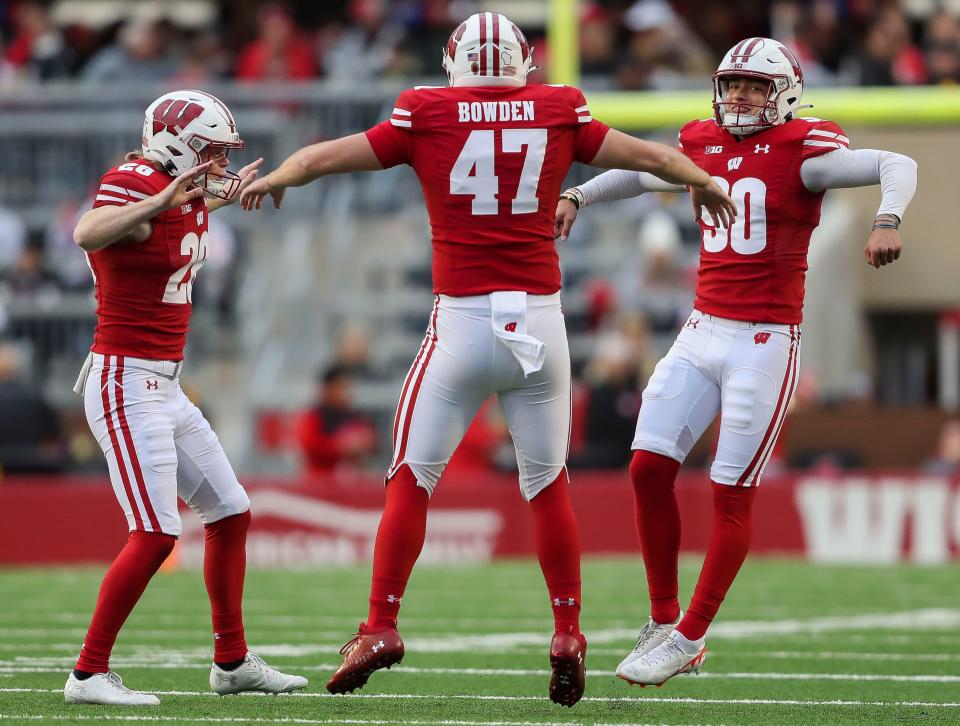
557,37,918,686
64,90,307,706
240,12,734,706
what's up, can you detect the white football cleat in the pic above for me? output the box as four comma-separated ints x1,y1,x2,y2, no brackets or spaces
64,671,160,705
210,652,308,695
617,632,706,687
616,610,683,675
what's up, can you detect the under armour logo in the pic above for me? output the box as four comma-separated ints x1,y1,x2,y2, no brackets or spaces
386,594,402,604
504,322,517,333
553,597,578,607
372,640,385,652
754,144,770,154
146,380,158,390
754,332,771,345
685,317,699,329
727,157,743,171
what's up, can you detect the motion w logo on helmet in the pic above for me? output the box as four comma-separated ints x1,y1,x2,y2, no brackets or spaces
152,99,204,136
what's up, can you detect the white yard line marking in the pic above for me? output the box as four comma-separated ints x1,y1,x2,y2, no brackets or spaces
2,662,958,684
760,650,960,662
2,688,959,708
586,608,960,645
2,609,958,652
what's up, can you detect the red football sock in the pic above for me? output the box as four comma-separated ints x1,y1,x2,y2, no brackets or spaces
676,482,757,642
530,472,582,635
367,465,429,630
75,530,176,673
204,510,251,663
630,450,682,624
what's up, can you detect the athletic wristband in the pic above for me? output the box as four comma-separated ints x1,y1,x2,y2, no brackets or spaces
872,214,900,230
560,188,584,209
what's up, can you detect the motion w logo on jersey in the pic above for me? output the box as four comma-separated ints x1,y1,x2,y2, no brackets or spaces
727,157,743,171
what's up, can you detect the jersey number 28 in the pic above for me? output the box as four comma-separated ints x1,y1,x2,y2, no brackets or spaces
450,129,547,215
701,176,767,255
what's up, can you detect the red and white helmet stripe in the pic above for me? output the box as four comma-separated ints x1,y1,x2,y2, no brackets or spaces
442,12,536,87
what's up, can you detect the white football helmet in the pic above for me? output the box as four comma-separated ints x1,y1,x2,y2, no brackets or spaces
442,12,537,87
712,37,805,135
141,90,244,199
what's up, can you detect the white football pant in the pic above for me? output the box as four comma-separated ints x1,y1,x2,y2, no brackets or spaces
388,292,570,500
82,352,250,536
633,309,800,486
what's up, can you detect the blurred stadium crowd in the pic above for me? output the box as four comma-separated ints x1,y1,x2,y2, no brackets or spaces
1,0,959,89
1,0,958,481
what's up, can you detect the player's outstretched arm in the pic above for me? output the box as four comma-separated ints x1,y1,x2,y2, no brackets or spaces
240,134,383,211
589,129,704,184
800,147,917,268
555,171,686,240
74,161,213,252
578,129,736,230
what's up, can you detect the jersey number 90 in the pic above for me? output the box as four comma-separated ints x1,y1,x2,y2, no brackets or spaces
701,176,767,255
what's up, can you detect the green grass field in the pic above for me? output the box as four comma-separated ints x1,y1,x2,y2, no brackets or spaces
0,557,958,725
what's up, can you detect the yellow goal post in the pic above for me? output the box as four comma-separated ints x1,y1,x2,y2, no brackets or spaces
546,0,960,129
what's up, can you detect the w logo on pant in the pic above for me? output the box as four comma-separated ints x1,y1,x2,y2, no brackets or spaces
754,332,771,345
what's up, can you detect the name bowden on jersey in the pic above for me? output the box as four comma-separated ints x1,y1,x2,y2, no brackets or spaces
458,100,535,123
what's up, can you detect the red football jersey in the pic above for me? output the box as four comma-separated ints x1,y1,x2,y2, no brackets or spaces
681,117,849,324
87,158,209,361
366,84,609,296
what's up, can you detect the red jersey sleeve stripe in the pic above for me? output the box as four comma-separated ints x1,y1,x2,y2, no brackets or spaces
392,108,411,116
